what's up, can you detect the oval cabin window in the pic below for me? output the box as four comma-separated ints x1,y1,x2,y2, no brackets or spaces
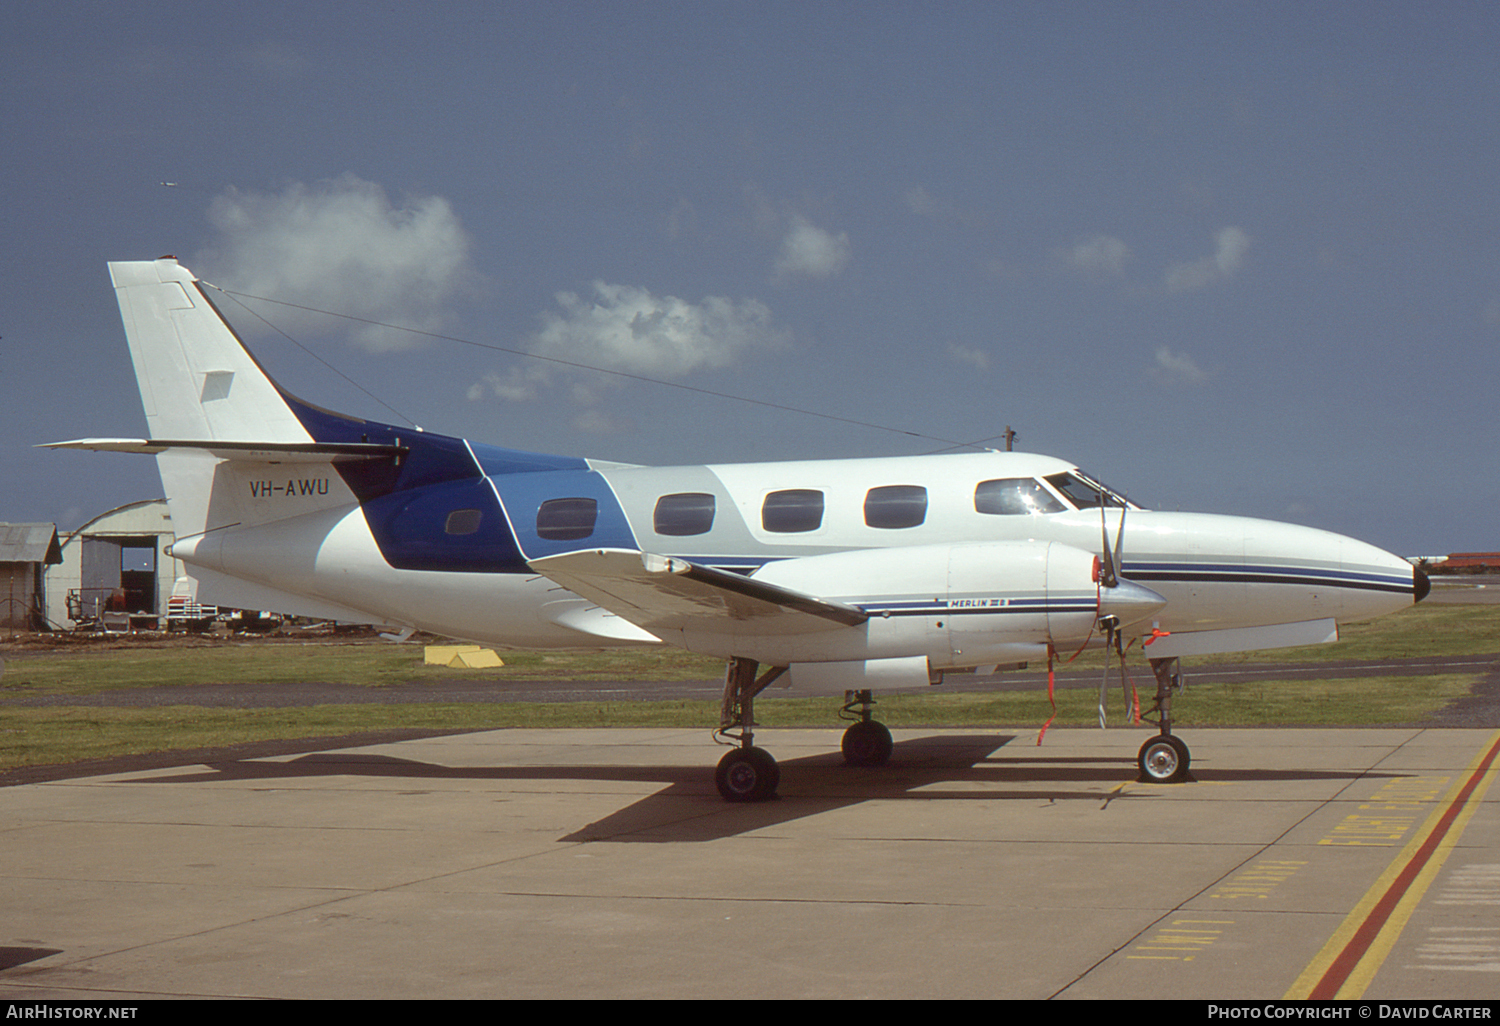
536,497,598,541
864,485,928,529
761,489,825,533
654,492,716,536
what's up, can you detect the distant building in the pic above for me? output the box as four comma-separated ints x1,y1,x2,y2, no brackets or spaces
0,523,63,630
1439,552,1500,571
44,500,180,630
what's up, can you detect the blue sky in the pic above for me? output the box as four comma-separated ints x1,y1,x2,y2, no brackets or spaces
3,1,1496,556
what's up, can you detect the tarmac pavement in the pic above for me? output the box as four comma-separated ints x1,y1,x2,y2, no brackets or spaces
2,724,1498,1000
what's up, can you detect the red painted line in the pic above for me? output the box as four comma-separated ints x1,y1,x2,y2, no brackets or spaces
1308,731,1500,999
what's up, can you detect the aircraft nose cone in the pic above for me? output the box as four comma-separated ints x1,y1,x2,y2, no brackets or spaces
1414,566,1431,604
1099,578,1168,627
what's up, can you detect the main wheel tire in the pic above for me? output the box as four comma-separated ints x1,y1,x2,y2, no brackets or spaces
715,747,780,802
1138,734,1191,783
842,720,894,767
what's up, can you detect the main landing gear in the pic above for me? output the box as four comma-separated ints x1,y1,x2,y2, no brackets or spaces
1137,656,1193,783
714,657,784,802
713,663,898,801
840,689,893,767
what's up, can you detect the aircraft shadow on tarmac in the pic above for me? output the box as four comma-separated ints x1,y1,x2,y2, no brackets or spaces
0,947,63,971
121,734,1411,843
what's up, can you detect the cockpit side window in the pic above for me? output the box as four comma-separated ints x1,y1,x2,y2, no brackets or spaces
1044,471,1129,510
974,478,1066,516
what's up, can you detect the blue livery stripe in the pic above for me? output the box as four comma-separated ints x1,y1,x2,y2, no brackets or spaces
1125,561,1413,595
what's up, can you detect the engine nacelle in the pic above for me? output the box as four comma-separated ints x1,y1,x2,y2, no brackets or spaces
679,540,1163,672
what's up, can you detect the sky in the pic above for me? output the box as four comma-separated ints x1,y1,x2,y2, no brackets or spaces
2,1,1497,558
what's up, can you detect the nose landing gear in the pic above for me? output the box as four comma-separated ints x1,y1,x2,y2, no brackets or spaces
1137,657,1194,783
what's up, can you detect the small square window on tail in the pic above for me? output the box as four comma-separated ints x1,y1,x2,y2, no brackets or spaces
654,492,716,536
974,478,1066,516
864,484,928,529
536,497,598,541
762,489,825,533
444,509,483,536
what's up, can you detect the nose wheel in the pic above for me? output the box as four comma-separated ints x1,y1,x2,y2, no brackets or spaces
1137,734,1191,783
1136,656,1194,783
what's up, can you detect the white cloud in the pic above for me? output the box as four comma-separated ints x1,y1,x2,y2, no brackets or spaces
1069,235,1131,276
467,367,544,403
1165,226,1252,293
534,282,785,376
773,216,851,279
470,281,789,405
198,174,476,351
1150,345,1210,386
947,343,990,371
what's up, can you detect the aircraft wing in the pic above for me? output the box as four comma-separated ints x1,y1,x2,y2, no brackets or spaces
527,549,868,637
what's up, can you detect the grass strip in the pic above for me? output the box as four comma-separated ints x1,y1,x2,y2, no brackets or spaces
0,674,1475,772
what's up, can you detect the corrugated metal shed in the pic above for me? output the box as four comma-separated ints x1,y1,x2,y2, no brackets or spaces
0,523,63,565
0,522,62,630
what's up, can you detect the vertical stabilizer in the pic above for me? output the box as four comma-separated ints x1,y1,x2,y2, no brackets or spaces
108,259,319,538
108,258,311,444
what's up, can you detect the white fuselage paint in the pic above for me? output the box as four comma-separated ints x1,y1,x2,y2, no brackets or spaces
171,449,1416,661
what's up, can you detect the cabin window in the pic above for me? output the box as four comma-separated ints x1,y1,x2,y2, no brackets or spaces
444,509,483,536
762,489,825,533
536,497,598,540
864,485,928,529
974,478,1066,516
654,492,716,536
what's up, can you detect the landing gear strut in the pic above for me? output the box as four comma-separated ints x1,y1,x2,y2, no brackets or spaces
714,657,784,802
840,689,893,766
1137,656,1193,783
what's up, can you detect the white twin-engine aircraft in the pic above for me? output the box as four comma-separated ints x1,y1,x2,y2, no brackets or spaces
50,258,1429,801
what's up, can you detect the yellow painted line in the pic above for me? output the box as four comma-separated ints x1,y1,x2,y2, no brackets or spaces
1285,729,1500,1000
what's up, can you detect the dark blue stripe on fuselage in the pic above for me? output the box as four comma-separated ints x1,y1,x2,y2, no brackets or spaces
858,599,1095,616
1125,561,1414,595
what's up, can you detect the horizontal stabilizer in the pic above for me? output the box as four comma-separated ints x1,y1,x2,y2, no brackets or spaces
41,438,405,463
528,548,868,637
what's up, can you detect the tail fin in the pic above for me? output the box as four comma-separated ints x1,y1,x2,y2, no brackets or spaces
108,258,311,444
54,258,412,540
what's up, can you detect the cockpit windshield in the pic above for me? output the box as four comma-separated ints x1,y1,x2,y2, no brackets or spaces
1044,471,1133,510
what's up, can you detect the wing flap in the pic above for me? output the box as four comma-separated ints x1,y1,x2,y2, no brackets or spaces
528,549,868,636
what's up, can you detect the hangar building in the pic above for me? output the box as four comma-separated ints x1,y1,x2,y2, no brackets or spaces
0,523,63,630
44,499,180,630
